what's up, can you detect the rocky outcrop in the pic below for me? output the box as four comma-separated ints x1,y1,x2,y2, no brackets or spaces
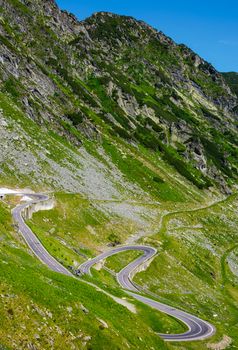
0,0,238,191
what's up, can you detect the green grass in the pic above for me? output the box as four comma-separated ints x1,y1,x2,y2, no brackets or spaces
135,194,238,349
2,188,238,349
7,0,31,15
25,191,227,347
0,248,168,350
0,200,170,350
0,196,191,349
105,250,142,273
26,193,143,254
1,3,238,349
102,139,186,202
222,72,238,97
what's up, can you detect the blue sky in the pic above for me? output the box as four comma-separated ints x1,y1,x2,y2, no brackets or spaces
56,0,238,72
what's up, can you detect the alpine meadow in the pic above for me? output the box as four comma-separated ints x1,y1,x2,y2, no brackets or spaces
0,1,238,350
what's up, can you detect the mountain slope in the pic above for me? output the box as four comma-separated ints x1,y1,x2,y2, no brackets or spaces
0,200,170,350
222,72,238,97
0,0,238,194
1,1,238,350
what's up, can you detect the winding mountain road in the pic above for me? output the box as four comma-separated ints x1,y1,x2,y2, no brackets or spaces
78,246,215,341
79,245,157,291
12,193,72,276
10,192,215,342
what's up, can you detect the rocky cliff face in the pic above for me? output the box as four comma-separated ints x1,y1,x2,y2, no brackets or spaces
222,72,238,98
0,0,238,193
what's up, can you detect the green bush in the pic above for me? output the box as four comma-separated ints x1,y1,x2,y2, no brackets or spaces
66,111,84,125
3,77,22,99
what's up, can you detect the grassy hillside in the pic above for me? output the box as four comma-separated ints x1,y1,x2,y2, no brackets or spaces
0,200,172,350
23,191,238,349
0,0,238,192
135,194,238,349
1,0,238,349
14,190,236,349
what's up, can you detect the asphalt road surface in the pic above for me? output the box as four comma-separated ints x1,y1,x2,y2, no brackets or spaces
12,193,72,276
127,292,215,341
11,192,215,342
79,245,157,291
78,246,215,341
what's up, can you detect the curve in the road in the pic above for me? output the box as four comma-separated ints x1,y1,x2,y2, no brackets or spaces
79,245,157,291
78,246,215,341
12,193,72,276
11,192,215,342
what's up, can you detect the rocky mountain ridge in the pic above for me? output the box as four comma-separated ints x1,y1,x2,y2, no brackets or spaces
0,0,238,193
222,72,238,98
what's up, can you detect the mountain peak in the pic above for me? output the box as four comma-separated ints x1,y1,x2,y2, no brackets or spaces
0,0,237,193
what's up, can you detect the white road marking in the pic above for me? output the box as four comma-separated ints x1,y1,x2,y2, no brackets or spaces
10,191,216,342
